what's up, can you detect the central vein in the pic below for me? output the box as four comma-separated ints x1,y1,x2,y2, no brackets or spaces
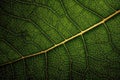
0,10,120,67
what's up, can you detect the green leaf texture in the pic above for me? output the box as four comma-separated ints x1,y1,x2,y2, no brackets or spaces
0,0,120,80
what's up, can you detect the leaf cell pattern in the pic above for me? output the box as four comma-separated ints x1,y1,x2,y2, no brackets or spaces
0,0,120,80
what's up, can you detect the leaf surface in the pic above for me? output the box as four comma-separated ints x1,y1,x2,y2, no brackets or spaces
0,0,120,80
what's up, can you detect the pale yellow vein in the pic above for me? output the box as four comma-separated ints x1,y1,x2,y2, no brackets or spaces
0,10,120,67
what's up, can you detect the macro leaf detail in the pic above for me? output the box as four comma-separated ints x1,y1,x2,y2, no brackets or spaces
0,0,120,80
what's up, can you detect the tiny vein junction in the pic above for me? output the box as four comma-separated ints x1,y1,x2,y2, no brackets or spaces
0,9,120,67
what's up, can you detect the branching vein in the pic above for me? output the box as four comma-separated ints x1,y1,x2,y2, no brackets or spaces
0,10,120,67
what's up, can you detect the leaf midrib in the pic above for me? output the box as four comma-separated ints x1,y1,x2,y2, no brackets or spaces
0,9,120,67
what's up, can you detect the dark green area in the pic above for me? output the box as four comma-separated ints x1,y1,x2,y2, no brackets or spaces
0,0,120,80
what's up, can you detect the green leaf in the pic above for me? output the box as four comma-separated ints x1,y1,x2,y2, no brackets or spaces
0,0,120,80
